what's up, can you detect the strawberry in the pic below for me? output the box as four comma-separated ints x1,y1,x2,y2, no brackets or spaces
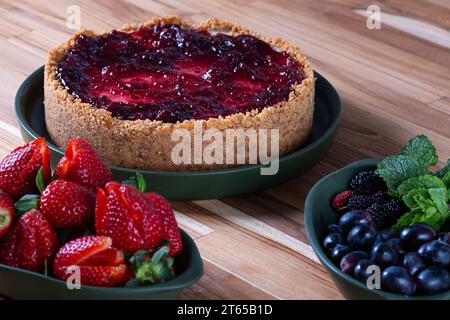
0,190,14,238
95,182,164,253
54,139,112,191
144,192,182,256
53,236,129,287
0,209,58,271
0,138,50,199
40,179,96,229
331,190,353,211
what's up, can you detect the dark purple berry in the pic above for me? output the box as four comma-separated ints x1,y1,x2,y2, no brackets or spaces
381,266,416,295
339,210,374,233
350,171,386,195
437,232,450,245
323,232,344,252
371,242,398,269
402,252,427,277
416,267,450,295
327,224,343,234
418,240,450,267
380,228,397,241
354,259,376,283
347,225,378,251
347,194,372,210
340,251,369,275
386,238,406,258
400,224,436,251
330,244,350,266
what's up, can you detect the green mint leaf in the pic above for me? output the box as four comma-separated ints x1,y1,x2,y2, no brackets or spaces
428,188,448,215
435,159,450,179
400,135,438,167
397,175,445,197
397,187,449,231
376,155,429,194
35,167,46,193
402,189,433,212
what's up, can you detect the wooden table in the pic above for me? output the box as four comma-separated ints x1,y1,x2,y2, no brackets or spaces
0,0,449,300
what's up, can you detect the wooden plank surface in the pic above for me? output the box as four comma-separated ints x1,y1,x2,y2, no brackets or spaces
0,0,449,300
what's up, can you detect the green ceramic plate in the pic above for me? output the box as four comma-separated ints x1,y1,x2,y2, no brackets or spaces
304,159,450,300
0,229,203,299
16,66,342,200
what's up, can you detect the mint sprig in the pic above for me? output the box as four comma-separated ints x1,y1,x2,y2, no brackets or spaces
376,135,450,231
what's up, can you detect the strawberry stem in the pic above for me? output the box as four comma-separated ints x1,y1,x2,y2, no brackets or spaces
127,246,175,285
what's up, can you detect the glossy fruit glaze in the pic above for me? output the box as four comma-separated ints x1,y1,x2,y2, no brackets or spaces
56,23,305,123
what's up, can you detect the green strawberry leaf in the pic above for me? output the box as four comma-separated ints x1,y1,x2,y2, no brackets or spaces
397,175,445,197
35,167,46,193
136,173,147,192
130,246,174,285
400,135,438,167
14,194,40,216
122,173,147,192
376,155,429,194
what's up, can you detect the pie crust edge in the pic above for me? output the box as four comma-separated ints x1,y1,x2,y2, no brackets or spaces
44,16,315,171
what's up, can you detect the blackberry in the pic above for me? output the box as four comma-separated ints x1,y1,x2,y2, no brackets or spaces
348,194,372,210
350,170,386,194
371,191,389,204
367,199,405,230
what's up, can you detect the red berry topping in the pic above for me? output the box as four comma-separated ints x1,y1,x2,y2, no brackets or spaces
56,23,304,123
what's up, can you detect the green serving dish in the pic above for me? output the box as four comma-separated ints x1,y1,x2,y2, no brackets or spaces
0,229,203,299
15,66,341,200
304,159,450,300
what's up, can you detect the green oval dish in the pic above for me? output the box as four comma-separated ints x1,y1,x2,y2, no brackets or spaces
15,66,342,200
0,229,203,299
304,159,450,300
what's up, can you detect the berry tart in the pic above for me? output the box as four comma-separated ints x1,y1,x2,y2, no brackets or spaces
44,16,314,171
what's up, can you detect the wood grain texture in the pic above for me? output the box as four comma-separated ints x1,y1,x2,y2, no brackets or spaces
0,0,449,300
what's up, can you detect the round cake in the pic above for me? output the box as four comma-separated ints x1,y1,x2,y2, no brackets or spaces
44,16,315,171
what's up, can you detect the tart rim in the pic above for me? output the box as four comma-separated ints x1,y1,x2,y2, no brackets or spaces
44,16,315,171
45,15,314,128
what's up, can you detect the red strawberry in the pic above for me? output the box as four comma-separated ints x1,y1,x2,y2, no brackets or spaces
40,179,95,229
0,209,58,271
0,190,14,238
0,138,50,199
54,139,112,191
53,236,129,287
95,182,164,253
331,190,353,211
144,193,182,256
